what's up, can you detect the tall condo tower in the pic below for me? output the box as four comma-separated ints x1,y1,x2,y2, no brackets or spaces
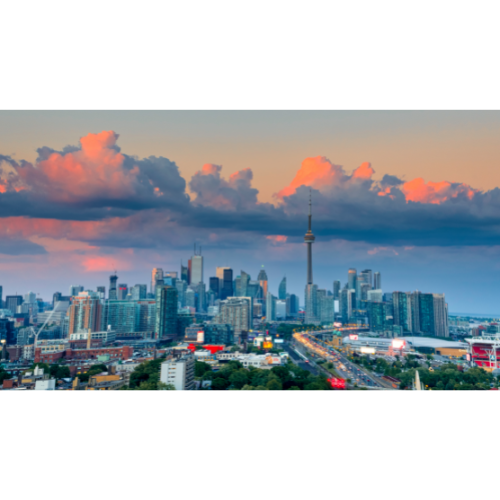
304,190,315,285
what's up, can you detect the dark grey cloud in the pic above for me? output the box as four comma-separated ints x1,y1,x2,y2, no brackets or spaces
0,237,47,256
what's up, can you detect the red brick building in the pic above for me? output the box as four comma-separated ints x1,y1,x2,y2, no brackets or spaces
35,345,133,363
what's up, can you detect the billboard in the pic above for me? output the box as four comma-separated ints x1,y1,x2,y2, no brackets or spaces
360,346,375,354
392,339,406,349
263,342,273,349
274,339,284,344
333,322,342,327
349,334,359,341
197,330,205,343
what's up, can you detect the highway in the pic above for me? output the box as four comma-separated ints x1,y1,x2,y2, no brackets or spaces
292,332,391,389
283,343,319,376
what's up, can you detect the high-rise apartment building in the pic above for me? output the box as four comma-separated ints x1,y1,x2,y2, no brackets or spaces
393,292,413,333
319,293,334,323
411,291,421,333
96,286,106,300
340,288,353,324
160,353,195,390
155,286,178,339
216,297,251,342
374,272,381,290
305,284,318,324
432,293,449,337
68,291,102,335
109,274,118,300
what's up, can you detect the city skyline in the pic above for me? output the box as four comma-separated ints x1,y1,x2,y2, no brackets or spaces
2,111,500,313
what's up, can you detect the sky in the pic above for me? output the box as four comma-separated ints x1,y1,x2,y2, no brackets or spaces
1,110,500,314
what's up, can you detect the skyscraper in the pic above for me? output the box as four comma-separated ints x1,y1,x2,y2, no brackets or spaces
0,285,3,309
176,280,188,307
340,288,353,324
5,295,22,314
109,274,118,300
411,291,421,333
216,297,251,342
155,286,178,339
221,268,234,300
257,267,268,297
347,269,357,291
189,243,203,285
361,269,373,289
131,284,147,300
374,272,381,290
117,284,128,300
266,292,277,321
96,286,106,300
181,263,188,283
209,277,220,299
305,284,318,324
216,267,230,295
333,280,341,300
289,294,299,316
69,285,84,297
151,268,164,294
278,276,287,300
432,293,449,337
68,291,102,335
393,292,413,333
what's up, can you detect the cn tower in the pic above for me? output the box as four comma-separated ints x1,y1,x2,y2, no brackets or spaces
304,190,315,284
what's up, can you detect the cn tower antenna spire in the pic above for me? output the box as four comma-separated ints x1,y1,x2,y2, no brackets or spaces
304,189,315,286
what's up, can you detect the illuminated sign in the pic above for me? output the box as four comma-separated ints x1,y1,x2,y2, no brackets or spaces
360,346,375,354
197,331,205,342
349,334,358,341
263,342,273,349
392,339,406,349
333,322,342,327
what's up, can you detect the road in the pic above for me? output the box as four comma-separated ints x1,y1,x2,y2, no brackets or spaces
283,343,319,376
293,333,391,389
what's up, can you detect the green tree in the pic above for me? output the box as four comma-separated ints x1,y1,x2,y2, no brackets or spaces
158,382,176,390
212,377,231,390
266,378,282,390
195,361,212,378
229,369,249,389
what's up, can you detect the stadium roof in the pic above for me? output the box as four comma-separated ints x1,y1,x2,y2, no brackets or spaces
400,337,468,349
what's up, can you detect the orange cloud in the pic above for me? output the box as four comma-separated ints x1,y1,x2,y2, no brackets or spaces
275,157,375,199
266,235,288,244
82,256,126,272
402,177,476,204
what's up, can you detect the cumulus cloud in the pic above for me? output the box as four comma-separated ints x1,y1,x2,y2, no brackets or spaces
2,133,500,252
189,164,259,210
0,131,189,220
